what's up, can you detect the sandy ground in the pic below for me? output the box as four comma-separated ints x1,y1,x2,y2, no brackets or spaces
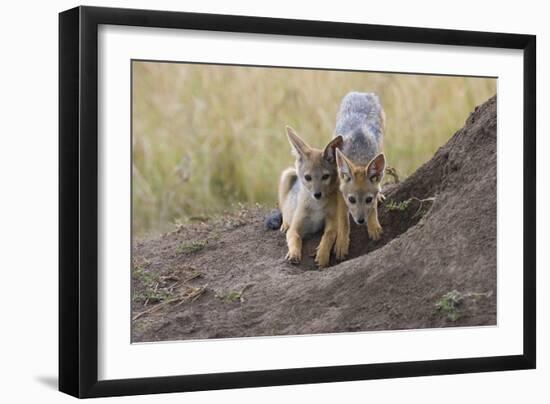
132,96,497,343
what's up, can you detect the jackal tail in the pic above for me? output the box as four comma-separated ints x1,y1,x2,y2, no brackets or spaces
265,167,297,230
278,167,297,209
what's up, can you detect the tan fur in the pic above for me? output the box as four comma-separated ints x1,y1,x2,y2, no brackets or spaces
279,127,342,267
334,192,350,261
335,150,386,260
312,197,338,267
284,190,339,266
278,167,297,233
367,200,383,240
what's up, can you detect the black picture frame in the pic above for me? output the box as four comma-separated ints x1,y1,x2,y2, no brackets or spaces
59,5,536,398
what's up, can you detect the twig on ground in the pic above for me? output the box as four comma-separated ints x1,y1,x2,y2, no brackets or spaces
168,272,202,293
133,284,208,321
410,197,436,217
175,284,208,307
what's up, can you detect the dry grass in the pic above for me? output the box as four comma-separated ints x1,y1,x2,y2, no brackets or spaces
132,61,496,236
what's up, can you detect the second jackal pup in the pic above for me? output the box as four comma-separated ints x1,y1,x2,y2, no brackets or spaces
333,92,386,261
279,126,343,267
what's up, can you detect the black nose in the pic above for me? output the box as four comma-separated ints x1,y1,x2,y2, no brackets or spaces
314,192,322,199
357,218,365,224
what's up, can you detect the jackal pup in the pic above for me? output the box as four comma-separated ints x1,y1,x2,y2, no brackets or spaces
333,92,386,261
279,126,343,267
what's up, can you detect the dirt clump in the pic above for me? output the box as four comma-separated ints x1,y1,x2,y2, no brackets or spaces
132,96,497,342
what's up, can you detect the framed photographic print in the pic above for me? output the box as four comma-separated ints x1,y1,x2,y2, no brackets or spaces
59,6,536,398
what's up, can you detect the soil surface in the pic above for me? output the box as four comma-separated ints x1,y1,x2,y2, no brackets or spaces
132,96,497,342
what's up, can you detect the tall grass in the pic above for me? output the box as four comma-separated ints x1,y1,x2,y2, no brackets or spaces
133,62,496,237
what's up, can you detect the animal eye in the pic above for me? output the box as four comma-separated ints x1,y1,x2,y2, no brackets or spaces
322,174,330,180
365,196,373,204
304,175,312,181
348,196,356,204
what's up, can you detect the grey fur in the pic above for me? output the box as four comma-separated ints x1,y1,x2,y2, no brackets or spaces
334,92,383,165
265,209,283,230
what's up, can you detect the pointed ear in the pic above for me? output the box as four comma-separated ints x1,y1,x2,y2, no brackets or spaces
285,126,311,160
366,153,386,183
323,135,343,163
335,148,354,182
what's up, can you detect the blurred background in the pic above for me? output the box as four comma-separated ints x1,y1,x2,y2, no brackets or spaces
132,61,496,237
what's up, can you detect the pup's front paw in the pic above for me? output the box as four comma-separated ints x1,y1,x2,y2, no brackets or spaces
334,237,349,261
285,249,301,264
377,193,386,204
368,224,383,241
315,248,331,268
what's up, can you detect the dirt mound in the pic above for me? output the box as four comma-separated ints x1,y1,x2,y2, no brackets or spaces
132,96,497,342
